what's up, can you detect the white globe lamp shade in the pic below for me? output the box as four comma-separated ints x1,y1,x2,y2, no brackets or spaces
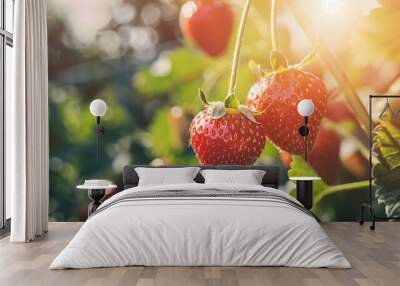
90,99,107,117
297,99,315,117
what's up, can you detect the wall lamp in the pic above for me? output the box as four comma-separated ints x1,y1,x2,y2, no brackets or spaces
89,99,107,161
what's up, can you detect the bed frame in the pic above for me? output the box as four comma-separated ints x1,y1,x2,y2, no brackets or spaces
122,165,280,190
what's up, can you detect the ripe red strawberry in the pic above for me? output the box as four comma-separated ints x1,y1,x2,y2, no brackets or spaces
190,0,264,165
247,63,328,155
180,0,234,57
190,106,265,165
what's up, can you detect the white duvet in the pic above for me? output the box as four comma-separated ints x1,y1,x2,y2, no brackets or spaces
50,183,351,269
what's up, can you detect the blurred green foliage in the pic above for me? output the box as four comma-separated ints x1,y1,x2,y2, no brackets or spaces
48,0,395,222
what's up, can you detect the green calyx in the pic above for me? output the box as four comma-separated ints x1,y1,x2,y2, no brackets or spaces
199,89,210,105
248,48,318,79
270,50,288,71
198,89,260,124
224,94,240,109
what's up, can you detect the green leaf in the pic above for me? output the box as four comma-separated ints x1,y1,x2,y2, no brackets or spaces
134,48,210,97
353,7,400,61
148,108,197,165
312,180,371,221
149,109,181,160
172,78,204,112
372,113,400,217
258,141,279,161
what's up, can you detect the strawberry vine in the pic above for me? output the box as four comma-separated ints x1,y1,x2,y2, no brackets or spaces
225,0,251,108
197,0,260,124
271,0,279,51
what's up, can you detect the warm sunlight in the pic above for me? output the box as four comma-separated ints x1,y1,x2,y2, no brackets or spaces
320,0,344,15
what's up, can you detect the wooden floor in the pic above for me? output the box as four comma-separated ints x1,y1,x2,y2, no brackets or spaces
0,222,399,286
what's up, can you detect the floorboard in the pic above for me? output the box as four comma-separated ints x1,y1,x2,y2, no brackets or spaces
0,222,399,286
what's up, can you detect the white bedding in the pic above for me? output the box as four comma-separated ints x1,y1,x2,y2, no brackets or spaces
50,183,351,269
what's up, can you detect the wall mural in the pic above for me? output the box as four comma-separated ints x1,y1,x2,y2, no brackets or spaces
48,0,400,222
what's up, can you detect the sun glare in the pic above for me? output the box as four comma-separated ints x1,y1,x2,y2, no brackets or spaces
320,0,345,15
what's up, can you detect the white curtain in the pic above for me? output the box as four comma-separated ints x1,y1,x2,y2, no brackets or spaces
7,0,49,242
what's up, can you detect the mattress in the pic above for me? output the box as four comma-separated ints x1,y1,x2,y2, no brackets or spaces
50,183,351,269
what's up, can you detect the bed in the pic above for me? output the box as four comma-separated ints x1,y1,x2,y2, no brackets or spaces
50,165,350,269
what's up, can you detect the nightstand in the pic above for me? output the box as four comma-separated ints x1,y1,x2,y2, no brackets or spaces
289,176,321,210
77,180,117,216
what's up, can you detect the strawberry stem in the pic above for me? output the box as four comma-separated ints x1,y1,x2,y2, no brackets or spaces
225,0,252,108
269,0,288,71
271,0,278,51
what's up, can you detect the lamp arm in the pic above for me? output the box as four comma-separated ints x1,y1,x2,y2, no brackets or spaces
95,116,106,161
96,117,100,161
297,117,309,161
304,116,308,162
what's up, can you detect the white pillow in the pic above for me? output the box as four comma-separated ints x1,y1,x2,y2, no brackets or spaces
200,169,266,185
135,167,200,186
